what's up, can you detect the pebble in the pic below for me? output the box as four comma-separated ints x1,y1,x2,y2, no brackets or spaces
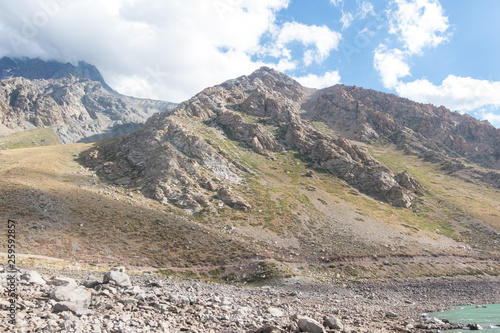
1,264,499,332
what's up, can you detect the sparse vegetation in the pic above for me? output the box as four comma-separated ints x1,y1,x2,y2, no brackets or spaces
0,128,61,149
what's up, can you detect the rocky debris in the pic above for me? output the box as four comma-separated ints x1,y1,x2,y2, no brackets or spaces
21,270,46,285
1,265,500,332
89,67,424,212
296,315,326,333
49,279,91,310
0,57,176,143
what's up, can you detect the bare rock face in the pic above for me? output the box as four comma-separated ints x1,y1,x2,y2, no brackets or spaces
88,67,424,212
0,57,176,143
306,85,500,185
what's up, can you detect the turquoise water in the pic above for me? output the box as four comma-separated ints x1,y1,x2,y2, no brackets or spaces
428,304,500,332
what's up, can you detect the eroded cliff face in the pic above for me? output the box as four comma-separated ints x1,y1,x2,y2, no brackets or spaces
87,67,424,213
0,58,177,143
0,76,176,143
304,85,500,188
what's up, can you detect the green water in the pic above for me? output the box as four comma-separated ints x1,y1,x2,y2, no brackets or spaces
428,304,500,331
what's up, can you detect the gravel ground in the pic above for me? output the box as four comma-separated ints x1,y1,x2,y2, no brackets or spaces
1,264,500,332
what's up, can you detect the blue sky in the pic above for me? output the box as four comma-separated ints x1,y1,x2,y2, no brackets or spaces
0,0,499,127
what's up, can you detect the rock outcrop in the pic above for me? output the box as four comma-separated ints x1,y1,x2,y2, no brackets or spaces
87,67,424,212
306,85,500,187
0,57,176,143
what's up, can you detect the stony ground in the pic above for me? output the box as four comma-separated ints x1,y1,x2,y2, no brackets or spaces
1,264,499,333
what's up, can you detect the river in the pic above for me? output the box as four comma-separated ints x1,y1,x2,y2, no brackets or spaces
428,303,500,331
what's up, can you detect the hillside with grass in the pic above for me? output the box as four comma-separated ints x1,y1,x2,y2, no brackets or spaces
1,68,499,282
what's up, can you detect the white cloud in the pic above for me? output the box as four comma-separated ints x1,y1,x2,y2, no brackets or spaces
3,0,344,103
387,0,450,54
339,1,375,30
396,75,500,113
274,22,341,66
482,112,500,127
373,45,410,89
340,11,354,30
294,70,341,88
371,0,500,127
330,0,343,6
373,0,451,88
360,1,375,19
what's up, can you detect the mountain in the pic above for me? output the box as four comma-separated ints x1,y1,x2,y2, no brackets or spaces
0,56,113,91
2,66,499,281
304,85,500,188
87,67,500,213
0,57,177,143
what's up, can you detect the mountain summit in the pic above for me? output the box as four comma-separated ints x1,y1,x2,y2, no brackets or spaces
0,57,176,143
87,67,426,212
0,56,113,91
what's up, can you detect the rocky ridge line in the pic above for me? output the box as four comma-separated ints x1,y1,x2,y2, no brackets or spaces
0,57,177,143
306,85,500,188
86,67,424,213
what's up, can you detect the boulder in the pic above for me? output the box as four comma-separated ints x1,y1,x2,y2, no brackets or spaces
297,317,326,333
103,267,132,287
82,276,101,289
50,284,91,309
467,323,483,330
218,188,252,211
47,277,77,287
21,270,46,285
268,307,284,317
53,301,81,314
323,315,343,330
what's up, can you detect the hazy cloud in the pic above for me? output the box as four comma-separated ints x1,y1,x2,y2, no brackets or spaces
3,0,347,102
330,0,343,6
373,45,410,89
339,1,375,30
294,70,341,89
340,11,354,30
273,22,342,66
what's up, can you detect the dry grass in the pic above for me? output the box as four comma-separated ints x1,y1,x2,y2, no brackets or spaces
0,132,499,280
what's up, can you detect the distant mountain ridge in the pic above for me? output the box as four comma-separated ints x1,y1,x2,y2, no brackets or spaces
306,84,500,170
0,56,114,92
0,57,177,143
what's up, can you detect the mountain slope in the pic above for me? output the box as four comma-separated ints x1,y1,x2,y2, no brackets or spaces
1,67,499,280
86,67,424,212
0,57,177,143
305,85,500,187
0,56,113,91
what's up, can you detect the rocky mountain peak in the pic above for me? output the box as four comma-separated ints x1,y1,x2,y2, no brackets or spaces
0,56,114,92
87,68,424,213
306,83,500,188
0,58,177,143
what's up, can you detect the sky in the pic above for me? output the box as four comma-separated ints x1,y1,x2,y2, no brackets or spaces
1,0,500,127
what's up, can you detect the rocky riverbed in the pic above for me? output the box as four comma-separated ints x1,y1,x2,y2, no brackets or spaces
1,264,500,332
